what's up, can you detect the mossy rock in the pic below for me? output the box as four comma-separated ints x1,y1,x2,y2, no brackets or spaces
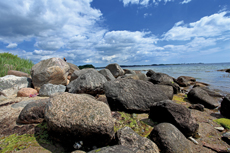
213,118,230,129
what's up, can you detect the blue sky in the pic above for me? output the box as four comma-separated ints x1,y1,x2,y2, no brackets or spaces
0,0,230,67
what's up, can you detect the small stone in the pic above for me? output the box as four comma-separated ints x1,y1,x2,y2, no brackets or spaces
214,127,225,131
188,136,199,145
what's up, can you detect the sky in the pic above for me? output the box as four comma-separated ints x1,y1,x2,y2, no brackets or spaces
0,0,230,67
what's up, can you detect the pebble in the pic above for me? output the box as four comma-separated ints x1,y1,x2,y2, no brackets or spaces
188,136,199,145
214,127,225,131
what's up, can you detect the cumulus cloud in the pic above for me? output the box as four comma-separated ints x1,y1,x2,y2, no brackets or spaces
162,12,230,41
120,0,187,7
6,43,17,48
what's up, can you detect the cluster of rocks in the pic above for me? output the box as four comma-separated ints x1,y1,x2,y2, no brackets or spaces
1,57,230,152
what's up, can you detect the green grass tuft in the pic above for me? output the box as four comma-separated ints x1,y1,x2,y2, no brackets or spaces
0,52,34,77
213,118,230,129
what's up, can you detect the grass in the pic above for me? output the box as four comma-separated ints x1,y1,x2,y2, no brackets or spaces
213,118,230,129
0,52,34,77
0,122,52,153
114,111,156,138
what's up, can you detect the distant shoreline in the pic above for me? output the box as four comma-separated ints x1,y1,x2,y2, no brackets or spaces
95,63,205,69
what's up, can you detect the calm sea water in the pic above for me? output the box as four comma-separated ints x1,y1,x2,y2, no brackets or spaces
121,63,230,95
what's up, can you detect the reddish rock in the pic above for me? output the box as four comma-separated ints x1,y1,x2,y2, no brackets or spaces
7,70,30,78
17,88,38,97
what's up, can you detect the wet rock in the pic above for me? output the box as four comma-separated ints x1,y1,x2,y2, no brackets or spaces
103,79,169,113
189,104,205,111
88,145,133,153
17,98,49,124
220,94,230,118
0,75,32,97
99,69,115,81
149,100,199,137
176,76,196,87
67,70,107,96
116,127,159,153
31,57,70,91
70,68,97,81
17,88,38,97
7,70,30,78
105,63,125,78
193,82,209,88
149,123,193,153
39,83,66,97
45,92,114,147
188,87,219,109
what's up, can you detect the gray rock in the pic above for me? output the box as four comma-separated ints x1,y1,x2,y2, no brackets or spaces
149,100,199,137
220,94,230,118
124,69,136,75
189,104,205,111
155,84,174,100
67,62,80,76
0,75,32,97
39,83,66,97
7,70,31,78
116,127,159,153
70,68,97,82
11,100,36,108
88,145,133,153
103,79,169,113
105,63,125,78
31,57,70,91
149,123,193,153
45,92,114,147
146,70,155,77
99,69,115,81
176,76,196,87
120,74,148,81
17,98,49,124
188,87,219,109
149,73,180,94
67,70,107,96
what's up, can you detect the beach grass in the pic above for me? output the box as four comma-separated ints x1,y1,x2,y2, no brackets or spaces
0,52,34,77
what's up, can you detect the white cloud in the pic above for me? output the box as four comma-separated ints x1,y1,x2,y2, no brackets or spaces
144,13,152,18
163,12,230,41
6,43,17,48
180,0,192,4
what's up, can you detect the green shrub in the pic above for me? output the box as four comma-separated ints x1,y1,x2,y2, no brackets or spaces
78,64,95,70
0,52,34,77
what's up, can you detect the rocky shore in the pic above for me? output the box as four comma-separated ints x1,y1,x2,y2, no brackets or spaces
1,57,230,153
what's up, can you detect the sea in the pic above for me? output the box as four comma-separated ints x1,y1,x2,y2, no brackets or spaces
119,63,230,95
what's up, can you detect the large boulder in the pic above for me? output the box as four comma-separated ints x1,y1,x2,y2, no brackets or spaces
120,73,148,81
17,88,38,97
7,70,30,78
31,57,70,91
149,72,180,94
103,79,169,113
148,123,193,153
149,100,199,137
188,87,219,109
116,127,159,153
39,83,66,97
70,68,97,82
105,63,125,78
17,98,49,124
88,145,133,153
0,75,32,97
123,69,136,75
176,76,196,87
67,70,107,96
155,85,174,100
220,94,230,118
67,62,80,75
45,92,114,147
99,69,115,81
